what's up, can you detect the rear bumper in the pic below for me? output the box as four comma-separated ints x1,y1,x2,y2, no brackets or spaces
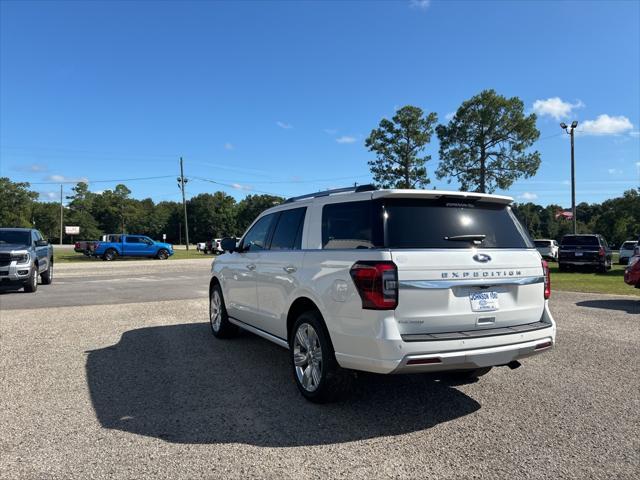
559,259,602,266
333,304,556,374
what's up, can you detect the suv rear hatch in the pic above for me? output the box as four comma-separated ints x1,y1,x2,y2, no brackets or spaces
559,235,601,263
379,196,546,337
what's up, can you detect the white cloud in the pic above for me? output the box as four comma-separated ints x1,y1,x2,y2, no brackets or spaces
445,112,455,121
12,163,48,173
532,97,584,120
580,114,634,136
276,121,293,129
336,135,357,144
324,129,337,135
409,0,431,10
630,131,640,137
45,174,89,183
519,192,538,201
607,168,623,175
40,191,59,200
224,143,234,150
231,183,253,191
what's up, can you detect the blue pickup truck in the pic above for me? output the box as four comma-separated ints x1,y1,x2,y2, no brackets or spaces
93,234,174,261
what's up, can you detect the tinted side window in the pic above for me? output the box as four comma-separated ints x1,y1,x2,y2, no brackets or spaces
242,214,276,252
270,208,306,250
125,236,141,244
322,201,383,249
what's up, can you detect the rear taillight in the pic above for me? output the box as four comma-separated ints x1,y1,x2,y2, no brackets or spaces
599,247,605,257
542,259,551,299
350,261,398,310
75,242,80,248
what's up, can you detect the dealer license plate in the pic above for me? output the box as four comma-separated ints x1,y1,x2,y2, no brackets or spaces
470,291,499,312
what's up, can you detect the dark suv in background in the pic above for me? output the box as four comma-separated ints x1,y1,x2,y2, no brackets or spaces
558,234,612,273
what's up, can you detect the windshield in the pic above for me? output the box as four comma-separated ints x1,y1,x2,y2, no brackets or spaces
383,198,532,249
561,235,599,246
0,230,30,245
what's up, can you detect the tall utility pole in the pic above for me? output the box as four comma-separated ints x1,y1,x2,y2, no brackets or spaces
560,121,578,234
59,184,63,245
177,157,190,250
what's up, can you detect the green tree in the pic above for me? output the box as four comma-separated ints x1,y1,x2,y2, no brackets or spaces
188,192,237,241
0,177,38,227
65,182,101,240
236,194,285,233
365,105,438,189
436,89,541,193
31,202,61,241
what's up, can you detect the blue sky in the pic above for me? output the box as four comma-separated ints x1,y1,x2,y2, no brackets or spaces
1,0,639,206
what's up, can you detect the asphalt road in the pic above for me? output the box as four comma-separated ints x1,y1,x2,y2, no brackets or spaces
1,261,639,479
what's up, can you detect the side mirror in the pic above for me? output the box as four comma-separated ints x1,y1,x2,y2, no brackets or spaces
221,237,238,253
36,239,48,247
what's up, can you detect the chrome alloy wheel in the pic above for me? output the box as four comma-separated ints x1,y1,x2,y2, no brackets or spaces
210,289,222,332
293,323,323,392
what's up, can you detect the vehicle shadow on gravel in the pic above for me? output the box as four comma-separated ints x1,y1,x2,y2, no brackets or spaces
85,323,480,446
576,299,639,314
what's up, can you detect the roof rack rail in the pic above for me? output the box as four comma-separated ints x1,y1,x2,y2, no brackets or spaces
284,184,376,203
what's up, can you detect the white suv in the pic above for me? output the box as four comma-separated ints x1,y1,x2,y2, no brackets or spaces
209,186,555,402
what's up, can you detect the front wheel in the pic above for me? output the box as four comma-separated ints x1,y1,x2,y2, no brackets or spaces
156,249,169,260
23,267,38,293
41,261,53,285
290,311,351,403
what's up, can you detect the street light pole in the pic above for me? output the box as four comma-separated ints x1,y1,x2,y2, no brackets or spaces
560,121,579,234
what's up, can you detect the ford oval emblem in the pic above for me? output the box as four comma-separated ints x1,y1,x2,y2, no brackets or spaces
473,253,492,263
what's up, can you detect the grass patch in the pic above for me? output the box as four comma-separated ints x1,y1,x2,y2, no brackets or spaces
549,261,638,296
54,248,214,263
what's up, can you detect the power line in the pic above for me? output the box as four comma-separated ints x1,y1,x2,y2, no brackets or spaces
190,176,285,197
24,175,176,185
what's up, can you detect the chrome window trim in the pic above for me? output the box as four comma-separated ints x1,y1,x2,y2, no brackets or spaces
399,275,544,290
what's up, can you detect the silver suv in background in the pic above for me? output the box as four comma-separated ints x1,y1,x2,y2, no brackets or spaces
208,186,555,402
534,239,559,261
619,241,638,264
0,228,53,292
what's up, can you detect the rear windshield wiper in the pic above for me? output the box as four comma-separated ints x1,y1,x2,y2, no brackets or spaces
444,234,486,245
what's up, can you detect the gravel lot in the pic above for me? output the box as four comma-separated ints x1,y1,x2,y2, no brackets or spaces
1,262,638,479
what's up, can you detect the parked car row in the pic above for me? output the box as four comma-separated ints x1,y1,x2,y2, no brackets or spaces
534,235,639,273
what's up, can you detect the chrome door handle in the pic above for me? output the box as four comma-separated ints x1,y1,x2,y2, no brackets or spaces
246,264,256,271
283,266,297,274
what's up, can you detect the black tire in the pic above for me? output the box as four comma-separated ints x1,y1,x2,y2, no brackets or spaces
290,311,352,403
446,366,492,382
156,249,169,260
209,284,239,338
41,261,53,285
23,267,38,293
102,249,117,261
596,263,607,273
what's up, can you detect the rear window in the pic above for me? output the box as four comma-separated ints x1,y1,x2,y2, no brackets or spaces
534,240,551,247
621,241,637,249
561,235,599,246
384,198,532,249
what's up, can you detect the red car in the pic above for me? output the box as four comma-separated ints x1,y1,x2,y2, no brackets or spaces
624,255,640,288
